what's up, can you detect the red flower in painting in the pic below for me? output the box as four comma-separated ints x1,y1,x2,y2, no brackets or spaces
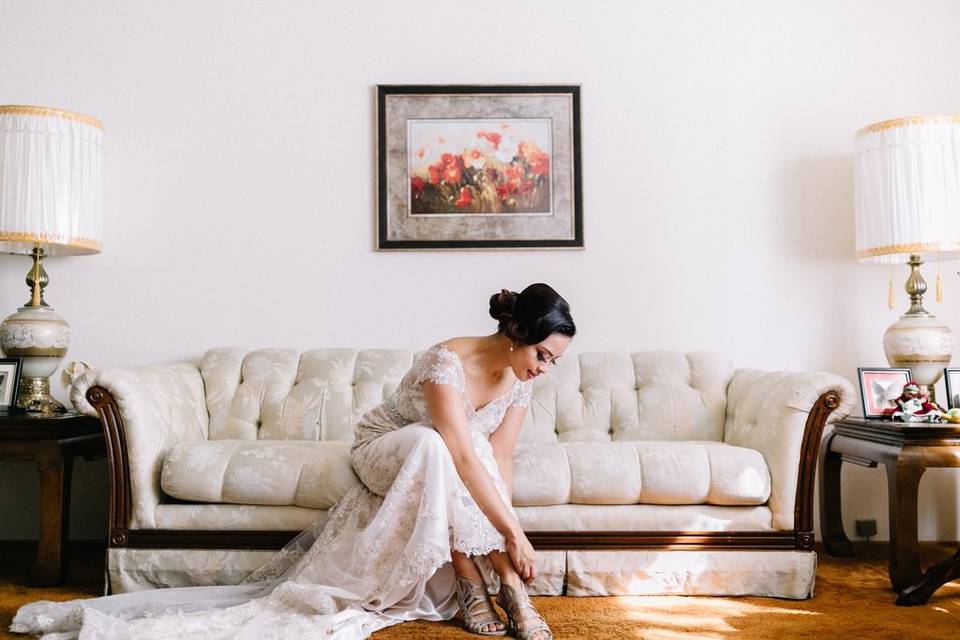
444,163,462,184
505,165,525,184
476,131,502,150
518,141,550,175
530,154,549,175
496,183,516,200
454,186,472,208
428,164,442,185
441,153,455,166
411,176,425,194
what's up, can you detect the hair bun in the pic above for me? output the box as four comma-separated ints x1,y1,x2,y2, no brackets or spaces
489,288,519,322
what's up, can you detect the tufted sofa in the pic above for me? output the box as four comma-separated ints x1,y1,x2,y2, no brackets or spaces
71,347,855,598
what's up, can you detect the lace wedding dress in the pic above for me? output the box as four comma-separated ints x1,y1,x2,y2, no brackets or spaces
11,343,533,640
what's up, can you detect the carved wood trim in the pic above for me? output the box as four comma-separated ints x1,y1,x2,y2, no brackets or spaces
117,529,801,551
793,389,842,548
86,386,132,535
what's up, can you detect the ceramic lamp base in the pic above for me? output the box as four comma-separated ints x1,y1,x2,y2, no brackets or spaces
884,313,952,404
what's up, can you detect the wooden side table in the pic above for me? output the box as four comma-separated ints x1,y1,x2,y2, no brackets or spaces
819,417,960,605
0,411,104,586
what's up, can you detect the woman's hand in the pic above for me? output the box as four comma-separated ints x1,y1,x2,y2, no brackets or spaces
505,529,538,584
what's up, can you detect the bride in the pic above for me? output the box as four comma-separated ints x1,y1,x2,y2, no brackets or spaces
11,283,576,640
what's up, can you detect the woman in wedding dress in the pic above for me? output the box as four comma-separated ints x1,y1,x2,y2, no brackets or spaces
10,283,576,640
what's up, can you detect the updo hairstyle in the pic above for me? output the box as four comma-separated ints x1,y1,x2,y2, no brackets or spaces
488,283,576,345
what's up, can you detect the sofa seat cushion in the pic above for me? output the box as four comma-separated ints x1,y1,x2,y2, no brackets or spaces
512,441,771,507
517,504,774,531
155,504,327,531
162,438,770,510
161,440,361,508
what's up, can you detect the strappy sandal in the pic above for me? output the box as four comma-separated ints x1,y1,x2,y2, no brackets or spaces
496,582,553,640
455,575,508,636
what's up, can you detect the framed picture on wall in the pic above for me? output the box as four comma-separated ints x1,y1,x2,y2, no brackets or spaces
0,357,22,415
944,368,960,409
376,84,582,250
857,367,912,419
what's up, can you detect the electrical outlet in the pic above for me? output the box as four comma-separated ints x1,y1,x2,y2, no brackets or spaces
855,519,878,539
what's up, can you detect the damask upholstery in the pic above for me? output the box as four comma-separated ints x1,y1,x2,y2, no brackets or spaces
159,437,771,509
71,363,208,528
724,369,853,529
70,346,856,598
71,347,855,531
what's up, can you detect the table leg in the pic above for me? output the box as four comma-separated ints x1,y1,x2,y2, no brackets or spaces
820,435,854,556
885,462,925,591
896,547,960,606
32,440,73,586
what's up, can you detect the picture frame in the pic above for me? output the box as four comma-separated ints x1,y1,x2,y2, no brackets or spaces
857,367,913,419
943,367,960,410
0,357,22,415
376,84,582,250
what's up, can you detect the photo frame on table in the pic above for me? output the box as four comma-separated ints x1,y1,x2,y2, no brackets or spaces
0,357,22,415
944,368,960,410
857,367,912,419
376,84,582,250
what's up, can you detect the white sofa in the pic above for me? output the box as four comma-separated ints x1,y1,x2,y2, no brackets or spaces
71,347,854,598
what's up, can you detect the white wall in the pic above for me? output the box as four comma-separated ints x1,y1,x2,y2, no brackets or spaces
1,0,959,541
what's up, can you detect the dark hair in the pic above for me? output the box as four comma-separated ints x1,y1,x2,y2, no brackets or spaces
489,283,576,345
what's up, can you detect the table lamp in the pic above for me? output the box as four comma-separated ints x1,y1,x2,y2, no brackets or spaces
0,105,103,413
854,115,960,402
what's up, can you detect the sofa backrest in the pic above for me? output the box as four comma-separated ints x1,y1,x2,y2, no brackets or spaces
199,348,734,443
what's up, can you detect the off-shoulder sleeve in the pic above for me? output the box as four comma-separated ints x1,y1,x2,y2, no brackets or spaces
414,345,465,393
510,379,534,408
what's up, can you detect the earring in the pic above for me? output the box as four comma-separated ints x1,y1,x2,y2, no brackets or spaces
509,342,515,352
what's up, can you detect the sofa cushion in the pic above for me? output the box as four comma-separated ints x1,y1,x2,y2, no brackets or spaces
154,504,327,531
161,440,360,508
517,504,774,531
512,441,770,507
164,439,770,509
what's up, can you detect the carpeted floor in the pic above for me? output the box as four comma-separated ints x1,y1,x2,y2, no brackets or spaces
1,542,958,639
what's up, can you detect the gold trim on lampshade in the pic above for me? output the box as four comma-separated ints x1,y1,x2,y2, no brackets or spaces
0,105,103,130
0,231,102,255
854,115,960,264
856,241,960,260
856,114,960,138
0,105,103,257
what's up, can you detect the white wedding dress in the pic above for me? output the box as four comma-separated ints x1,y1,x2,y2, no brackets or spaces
11,343,533,640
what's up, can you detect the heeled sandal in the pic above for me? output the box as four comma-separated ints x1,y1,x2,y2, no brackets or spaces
455,575,508,636
496,582,553,640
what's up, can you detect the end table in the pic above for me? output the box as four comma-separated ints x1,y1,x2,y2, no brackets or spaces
819,416,960,605
0,411,104,586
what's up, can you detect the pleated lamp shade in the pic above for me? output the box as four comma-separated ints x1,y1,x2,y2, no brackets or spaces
855,115,960,264
0,105,103,256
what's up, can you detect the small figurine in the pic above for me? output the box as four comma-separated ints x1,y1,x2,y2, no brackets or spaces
881,381,944,423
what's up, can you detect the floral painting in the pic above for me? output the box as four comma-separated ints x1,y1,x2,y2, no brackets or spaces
408,120,552,216
377,85,582,250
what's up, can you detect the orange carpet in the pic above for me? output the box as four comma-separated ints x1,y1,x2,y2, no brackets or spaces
1,542,958,639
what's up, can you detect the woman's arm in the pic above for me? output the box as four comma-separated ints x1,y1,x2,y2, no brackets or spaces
489,404,527,498
423,380,523,542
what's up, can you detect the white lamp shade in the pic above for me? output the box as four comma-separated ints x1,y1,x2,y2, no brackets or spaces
854,115,960,264
0,105,103,256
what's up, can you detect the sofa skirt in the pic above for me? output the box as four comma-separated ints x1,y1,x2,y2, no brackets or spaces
105,548,815,599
